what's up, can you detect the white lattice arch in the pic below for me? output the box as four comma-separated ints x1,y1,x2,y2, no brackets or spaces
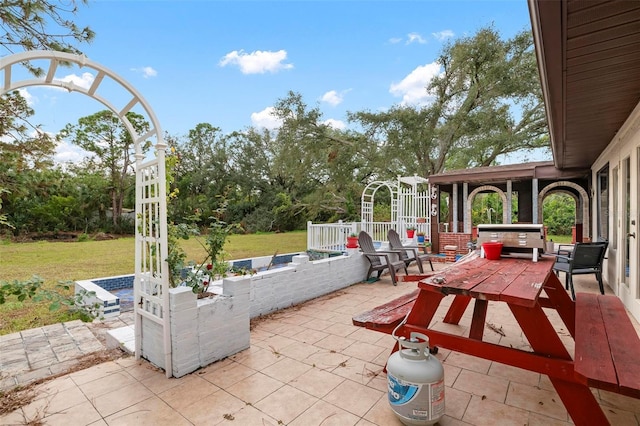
361,181,398,234
0,51,171,377
538,181,589,240
465,185,509,229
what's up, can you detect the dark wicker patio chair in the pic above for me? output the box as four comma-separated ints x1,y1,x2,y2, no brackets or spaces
552,241,608,300
358,231,406,286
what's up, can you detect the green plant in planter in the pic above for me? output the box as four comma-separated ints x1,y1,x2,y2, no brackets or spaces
166,199,240,295
186,218,239,296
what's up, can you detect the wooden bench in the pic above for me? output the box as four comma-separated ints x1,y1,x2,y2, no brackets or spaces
575,293,640,398
352,290,419,334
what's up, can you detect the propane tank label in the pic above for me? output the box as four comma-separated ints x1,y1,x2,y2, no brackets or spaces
388,374,445,421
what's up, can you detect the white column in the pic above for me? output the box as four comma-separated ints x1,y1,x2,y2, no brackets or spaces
452,184,458,233
506,180,512,224
463,183,470,234
532,178,539,224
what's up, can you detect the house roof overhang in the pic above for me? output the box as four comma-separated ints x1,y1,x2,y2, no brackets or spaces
528,0,640,170
428,161,589,186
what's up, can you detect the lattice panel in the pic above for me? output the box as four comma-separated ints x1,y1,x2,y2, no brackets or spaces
136,159,165,320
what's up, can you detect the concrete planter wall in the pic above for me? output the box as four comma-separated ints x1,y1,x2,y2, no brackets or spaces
168,275,251,377
248,252,367,319
141,251,369,377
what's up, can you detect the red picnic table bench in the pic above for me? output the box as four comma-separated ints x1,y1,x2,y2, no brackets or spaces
352,252,640,425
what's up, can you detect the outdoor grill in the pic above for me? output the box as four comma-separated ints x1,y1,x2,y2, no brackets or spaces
477,224,545,262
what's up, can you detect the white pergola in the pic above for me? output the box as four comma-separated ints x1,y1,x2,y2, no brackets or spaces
361,175,434,240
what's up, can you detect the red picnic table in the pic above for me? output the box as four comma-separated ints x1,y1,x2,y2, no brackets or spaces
353,252,640,425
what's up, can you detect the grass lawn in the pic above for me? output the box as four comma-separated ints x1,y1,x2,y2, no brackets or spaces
547,234,572,244
0,231,307,335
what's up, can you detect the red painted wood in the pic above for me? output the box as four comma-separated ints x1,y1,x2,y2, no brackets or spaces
574,293,617,391
542,272,576,338
352,290,418,332
443,295,472,324
548,377,610,425
353,254,640,424
402,274,434,282
598,295,640,398
403,290,444,330
510,303,572,359
469,299,488,340
418,256,502,295
507,301,610,425
402,324,576,381
500,257,553,307
469,261,528,301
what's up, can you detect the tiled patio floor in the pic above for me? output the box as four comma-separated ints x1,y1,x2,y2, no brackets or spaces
2,260,640,425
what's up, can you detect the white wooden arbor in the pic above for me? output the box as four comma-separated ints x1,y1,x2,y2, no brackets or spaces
360,175,433,240
0,51,172,377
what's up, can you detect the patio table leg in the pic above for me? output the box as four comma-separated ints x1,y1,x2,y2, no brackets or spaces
510,303,608,425
543,272,576,337
443,295,472,324
405,290,444,327
469,299,488,340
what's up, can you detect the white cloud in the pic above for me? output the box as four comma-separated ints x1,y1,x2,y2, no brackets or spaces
323,118,346,130
251,106,283,130
52,72,95,91
321,89,350,107
407,32,427,44
219,49,293,74
131,66,158,78
55,140,91,164
18,88,35,106
432,30,455,41
390,62,441,106
388,37,403,44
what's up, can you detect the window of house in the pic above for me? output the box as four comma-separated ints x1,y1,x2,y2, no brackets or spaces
596,165,609,241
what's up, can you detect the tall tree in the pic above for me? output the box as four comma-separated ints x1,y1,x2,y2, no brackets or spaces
350,26,548,177
60,111,150,226
0,0,94,230
0,90,56,170
172,123,233,224
0,90,57,232
0,0,94,75
269,92,373,224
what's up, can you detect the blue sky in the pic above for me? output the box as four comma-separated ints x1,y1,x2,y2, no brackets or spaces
12,0,539,163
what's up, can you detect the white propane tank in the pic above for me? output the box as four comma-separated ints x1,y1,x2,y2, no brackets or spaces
387,332,445,425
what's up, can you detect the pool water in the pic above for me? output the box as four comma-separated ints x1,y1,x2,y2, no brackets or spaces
111,288,134,312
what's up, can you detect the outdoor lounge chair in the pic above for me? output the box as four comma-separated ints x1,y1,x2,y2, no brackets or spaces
552,241,608,300
387,229,435,273
358,231,406,286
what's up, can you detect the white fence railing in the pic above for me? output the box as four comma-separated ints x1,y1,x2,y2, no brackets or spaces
307,221,401,251
307,220,356,252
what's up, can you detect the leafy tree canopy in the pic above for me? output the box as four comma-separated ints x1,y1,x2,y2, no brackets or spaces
0,0,94,75
350,26,549,177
